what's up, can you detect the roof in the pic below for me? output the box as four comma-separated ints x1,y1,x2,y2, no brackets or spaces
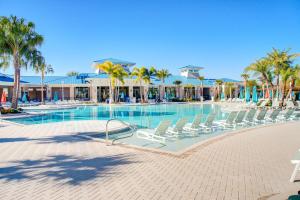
179,65,204,70
152,75,240,86
0,73,240,86
93,58,136,67
0,73,28,83
0,73,16,83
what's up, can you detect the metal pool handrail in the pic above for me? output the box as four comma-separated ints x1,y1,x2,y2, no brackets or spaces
105,118,136,145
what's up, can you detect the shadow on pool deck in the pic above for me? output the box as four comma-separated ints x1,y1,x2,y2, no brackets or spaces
0,137,34,143
0,154,136,185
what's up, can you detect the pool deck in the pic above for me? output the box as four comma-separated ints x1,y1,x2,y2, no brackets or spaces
0,120,300,200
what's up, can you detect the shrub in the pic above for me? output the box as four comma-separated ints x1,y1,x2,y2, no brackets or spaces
0,107,22,114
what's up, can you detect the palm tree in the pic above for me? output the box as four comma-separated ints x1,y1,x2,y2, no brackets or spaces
156,69,171,100
289,64,300,98
33,54,54,104
225,82,234,100
173,80,182,98
144,67,156,101
131,67,149,103
245,58,274,98
241,73,249,99
67,71,79,76
184,84,193,101
267,48,299,99
280,68,293,102
198,76,205,101
94,61,122,103
215,79,223,100
115,67,128,102
0,16,44,108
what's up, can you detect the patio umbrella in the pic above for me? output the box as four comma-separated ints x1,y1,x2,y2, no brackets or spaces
252,86,258,103
120,92,125,99
53,91,59,102
265,89,270,99
22,93,28,103
245,87,251,102
239,87,244,99
221,84,225,100
1,91,6,104
148,90,153,99
291,91,295,99
220,92,225,100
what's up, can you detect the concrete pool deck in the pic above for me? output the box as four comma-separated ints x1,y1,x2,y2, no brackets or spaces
0,120,300,199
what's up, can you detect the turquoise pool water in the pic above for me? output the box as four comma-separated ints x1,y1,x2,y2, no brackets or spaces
7,103,232,153
7,103,227,128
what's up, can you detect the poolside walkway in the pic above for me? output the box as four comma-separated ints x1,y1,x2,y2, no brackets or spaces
0,120,299,200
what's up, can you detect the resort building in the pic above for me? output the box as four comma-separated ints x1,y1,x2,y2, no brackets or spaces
0,58,241,103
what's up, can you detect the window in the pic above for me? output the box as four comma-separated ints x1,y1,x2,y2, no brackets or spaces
75,87,89,100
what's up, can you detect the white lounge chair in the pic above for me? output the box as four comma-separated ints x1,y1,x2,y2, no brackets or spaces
167,118,188,135
198,113,217,132
234,110,247,126
215,111,238,129
278,108,295,121
136,120,171,144
243,109,257,125
183,114,202,132
272,99,280,109
290,151,300,182
254,109,268,124
286,100,296,109
265,109,281,122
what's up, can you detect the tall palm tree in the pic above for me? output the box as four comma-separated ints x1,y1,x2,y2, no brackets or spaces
289,64,300,98
197,76,205,101
280,68,293,102
115,67,128,102
225,82,234,99
173,80,182,98
33,54,54,104
245,58,274,98
156,69,171,100
267,48,299,99
184,84,193,100
215,79,223,100
144,67,156,101
131,67,149,103
0,16,44,108
94,61,122,103
241,73,249,99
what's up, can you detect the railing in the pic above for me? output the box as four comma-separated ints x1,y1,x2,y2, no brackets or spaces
105,119,136,145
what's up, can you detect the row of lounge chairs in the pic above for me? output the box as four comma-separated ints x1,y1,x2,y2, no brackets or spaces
137,108,299,144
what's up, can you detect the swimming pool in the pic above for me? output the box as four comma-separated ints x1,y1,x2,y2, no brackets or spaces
8,103,228,128
7,103,232,153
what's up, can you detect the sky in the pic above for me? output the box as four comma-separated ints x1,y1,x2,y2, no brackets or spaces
1,0,300,80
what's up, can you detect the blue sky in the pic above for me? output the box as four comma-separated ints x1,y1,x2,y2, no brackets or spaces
1,0,300,80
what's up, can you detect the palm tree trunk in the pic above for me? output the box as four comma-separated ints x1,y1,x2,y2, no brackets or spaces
41,72,45,105
109,79,113,103
282,82,286,103
140,81,143,103
11,54,20,109
201,82,203,101
244,81,247,101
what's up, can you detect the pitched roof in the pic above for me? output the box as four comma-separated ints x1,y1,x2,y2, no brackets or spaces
152,75,240,86
179,65,204,70
93,58,136,66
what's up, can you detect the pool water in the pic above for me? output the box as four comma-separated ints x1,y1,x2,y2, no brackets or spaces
8,103,227,128
7,103,232,153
